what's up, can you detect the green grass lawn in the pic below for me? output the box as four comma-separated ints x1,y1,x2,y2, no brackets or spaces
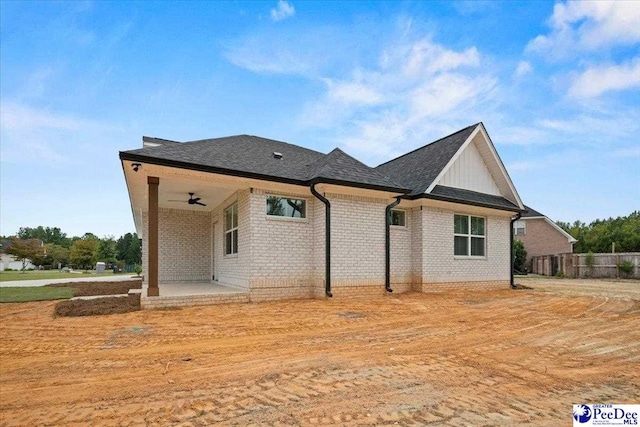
0,286,75,303
0,270,129,282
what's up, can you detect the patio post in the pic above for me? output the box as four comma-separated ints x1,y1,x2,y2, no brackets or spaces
148,176,160,297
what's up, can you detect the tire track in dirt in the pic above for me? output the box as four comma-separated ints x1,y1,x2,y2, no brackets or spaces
1,280,638,426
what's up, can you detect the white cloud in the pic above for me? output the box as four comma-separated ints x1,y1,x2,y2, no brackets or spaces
568,58,640,98
224,27,342,77
299,37,495,163
514,61,532,78
326,80,384,106
611,147,640,158
270,0,295,22
527,1,640,57
1,103,84,132
0,102,121,164
507,160,544,172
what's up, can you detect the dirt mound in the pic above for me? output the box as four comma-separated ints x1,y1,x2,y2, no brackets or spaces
47,279,141,296
54,295,140,317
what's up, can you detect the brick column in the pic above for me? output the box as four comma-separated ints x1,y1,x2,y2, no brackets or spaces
148,176,160,297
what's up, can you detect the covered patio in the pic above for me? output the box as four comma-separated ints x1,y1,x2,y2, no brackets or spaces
140,282,250,309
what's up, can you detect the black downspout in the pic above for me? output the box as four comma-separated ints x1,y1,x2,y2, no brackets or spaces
310,184,332,297
385,197,402,292
510,212,522,289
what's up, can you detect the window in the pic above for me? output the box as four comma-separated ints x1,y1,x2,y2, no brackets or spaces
514,220,526,236
390,209,406,226
224,203,238,255
454,214,485,257
266,196,306,218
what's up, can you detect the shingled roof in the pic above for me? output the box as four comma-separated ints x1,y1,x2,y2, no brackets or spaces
121,135,409,193
120,123,521,211
521,205,545,218
375,124,478,196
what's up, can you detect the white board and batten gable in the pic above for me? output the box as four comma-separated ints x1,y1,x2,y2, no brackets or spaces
427,124,524,209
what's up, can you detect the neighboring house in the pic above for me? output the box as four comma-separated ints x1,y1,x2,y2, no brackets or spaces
120,122,524,303
0,239,41,270
0,254,37,271
513,205,577,264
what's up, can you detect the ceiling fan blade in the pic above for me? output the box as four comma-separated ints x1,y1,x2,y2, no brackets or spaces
194,201,207,206
192,197,201,202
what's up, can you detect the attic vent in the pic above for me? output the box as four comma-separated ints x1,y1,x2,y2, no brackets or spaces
273,152,283,159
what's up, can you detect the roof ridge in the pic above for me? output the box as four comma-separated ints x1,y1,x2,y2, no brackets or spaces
183,134,327,156
376,123,480,168
142,136,182,143
306,147,406,188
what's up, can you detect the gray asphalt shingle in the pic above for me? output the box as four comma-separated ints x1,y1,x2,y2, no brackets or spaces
120,123,520,211
521,205,545,218
374,124,478,196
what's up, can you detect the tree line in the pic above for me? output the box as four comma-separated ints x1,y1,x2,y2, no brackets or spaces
556,211,640,254
1,226,141,270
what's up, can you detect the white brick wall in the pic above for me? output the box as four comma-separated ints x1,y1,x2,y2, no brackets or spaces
327,193,387,287
247,189,315,299
142,208,211,284
390,203,412,285
420,206,511,284
142,182,512,300
211,190,251,289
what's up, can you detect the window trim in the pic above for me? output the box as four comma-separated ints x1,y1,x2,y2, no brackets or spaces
514,220,526,236
454,213,487,259
390,208,407,228
224,202,238,256
265,194,308,221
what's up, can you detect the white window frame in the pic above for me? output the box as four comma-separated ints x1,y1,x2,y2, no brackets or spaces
224,203,238,256
390,209,407,227
265,194,307,221
514,220,526,236
454,214,486,258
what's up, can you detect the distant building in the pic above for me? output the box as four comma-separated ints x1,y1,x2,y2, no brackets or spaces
514,206,577,263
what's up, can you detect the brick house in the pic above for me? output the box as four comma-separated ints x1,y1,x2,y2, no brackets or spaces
120,123,525,307
513,205,577,265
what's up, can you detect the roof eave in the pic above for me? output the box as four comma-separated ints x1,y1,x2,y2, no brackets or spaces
309,177,410,194
119,152,411,194
406,192,524,213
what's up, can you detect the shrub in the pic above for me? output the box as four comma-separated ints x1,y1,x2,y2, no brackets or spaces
134,264,142,276
513,240,527,273
3,268,14,271
555,271,566,278
619,260,634,277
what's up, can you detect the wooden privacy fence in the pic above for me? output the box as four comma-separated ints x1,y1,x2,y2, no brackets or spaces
530,252,640,279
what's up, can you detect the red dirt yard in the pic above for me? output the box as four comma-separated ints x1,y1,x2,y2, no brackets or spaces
1,277,638,426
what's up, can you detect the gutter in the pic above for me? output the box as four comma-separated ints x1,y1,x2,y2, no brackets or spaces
310,184,332,297
119,152,410,195
407,192,524,214
510,212,522,288
385,197,402,292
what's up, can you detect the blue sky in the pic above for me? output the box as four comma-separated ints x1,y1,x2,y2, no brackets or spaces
1,0,639,238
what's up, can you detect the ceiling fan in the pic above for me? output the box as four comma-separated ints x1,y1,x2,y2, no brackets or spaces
168,192,207,206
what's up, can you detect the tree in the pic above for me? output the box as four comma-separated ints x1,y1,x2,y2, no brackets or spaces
69,239,98,269
17,226,71,248
116,233,141,265
5,238,44,271
513,239,527,273
44,244,70,268
556,211,640,253
96,236,117,264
